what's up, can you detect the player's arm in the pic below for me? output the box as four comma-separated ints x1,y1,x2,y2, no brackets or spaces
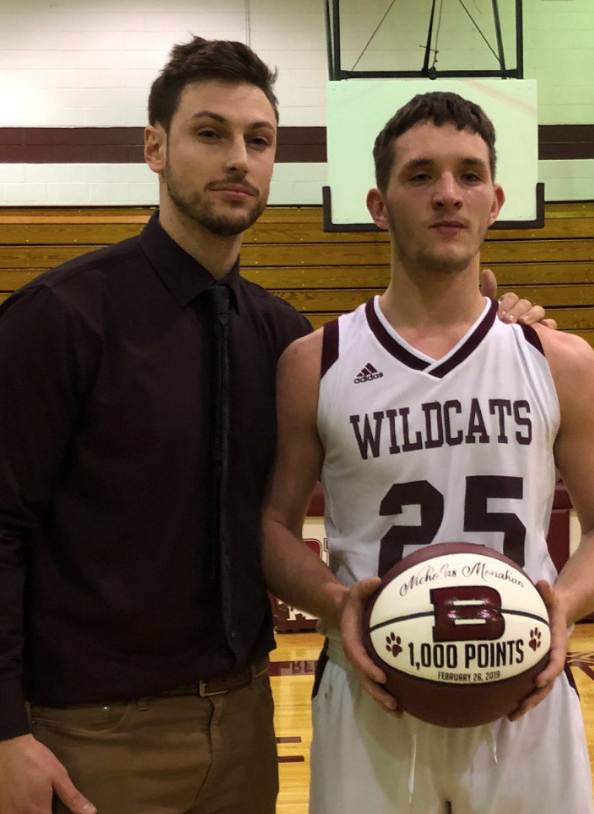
510,327,594,720
262,331,347,626
262,332,397,712
480,268,557,328
548,331,594,622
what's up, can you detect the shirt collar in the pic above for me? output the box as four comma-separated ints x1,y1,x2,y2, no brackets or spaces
138,211,242,312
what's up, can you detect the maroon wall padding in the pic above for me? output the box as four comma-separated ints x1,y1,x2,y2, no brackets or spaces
307,482,325,517
547,481,572,574
552,481,572,510
271,483,326,632
547,509,571,574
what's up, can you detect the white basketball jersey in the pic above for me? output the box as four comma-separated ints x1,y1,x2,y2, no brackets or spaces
317,297,560,596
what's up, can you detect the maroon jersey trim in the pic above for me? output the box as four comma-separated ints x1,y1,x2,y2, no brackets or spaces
564,662,579,698
312,638,329,699
431,299,499,378
365,299,430,371
519,323,545,356
365,297,498,377
321,318,340,378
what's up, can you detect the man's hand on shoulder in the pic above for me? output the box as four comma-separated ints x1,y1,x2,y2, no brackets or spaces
0,734,95,814
480,268,558,329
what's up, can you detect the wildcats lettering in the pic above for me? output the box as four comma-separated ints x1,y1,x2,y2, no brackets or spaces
349,398,532,460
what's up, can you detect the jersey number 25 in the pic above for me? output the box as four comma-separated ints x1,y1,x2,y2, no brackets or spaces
378,475,525,576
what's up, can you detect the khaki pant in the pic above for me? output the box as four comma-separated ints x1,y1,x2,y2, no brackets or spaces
29,672,278,814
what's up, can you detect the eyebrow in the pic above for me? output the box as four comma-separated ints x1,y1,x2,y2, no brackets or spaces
460,157,489,171
402,157,489,172
191,111,276,131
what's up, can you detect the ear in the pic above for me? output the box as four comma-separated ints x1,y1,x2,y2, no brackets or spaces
366,187,390,231
144,124,166,175
487,184,505,227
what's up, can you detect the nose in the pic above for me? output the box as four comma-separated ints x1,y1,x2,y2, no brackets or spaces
225,136,248,177
432,172,462,210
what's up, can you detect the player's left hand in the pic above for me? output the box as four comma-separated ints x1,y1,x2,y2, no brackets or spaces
480,268,558,329
507,580,568,721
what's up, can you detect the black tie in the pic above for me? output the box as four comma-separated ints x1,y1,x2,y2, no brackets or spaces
202,284,235,648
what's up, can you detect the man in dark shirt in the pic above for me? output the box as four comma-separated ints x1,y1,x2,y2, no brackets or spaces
0,35,551,814
0,37,309,814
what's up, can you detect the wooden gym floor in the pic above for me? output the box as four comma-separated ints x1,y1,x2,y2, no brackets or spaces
271,624,594,814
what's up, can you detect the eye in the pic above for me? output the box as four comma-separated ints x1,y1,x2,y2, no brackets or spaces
198,128,221,140
410,172,431,184
461,172,482,184
248,135,273,149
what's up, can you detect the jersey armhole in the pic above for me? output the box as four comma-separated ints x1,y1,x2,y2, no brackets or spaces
519,323,545,356
321,318,340,378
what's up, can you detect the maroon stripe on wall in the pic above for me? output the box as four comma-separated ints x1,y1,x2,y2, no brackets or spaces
539,124,594,161
0,124,591,163
0,126,327,163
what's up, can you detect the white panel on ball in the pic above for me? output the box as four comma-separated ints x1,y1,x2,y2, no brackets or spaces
368,550,550,685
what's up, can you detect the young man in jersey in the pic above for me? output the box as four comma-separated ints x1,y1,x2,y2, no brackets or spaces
262,92,594,814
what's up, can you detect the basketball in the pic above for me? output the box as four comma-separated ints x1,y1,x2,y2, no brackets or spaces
364,542,551,728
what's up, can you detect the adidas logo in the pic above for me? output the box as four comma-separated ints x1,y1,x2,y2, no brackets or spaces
354,363,384,384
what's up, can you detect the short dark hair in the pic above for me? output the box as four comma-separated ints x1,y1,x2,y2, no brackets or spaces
148,36,279,130
373,91,497,190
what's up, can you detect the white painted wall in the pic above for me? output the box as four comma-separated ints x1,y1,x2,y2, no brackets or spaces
0,0,591,206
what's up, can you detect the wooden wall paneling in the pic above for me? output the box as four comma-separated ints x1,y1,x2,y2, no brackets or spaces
0,203,593,345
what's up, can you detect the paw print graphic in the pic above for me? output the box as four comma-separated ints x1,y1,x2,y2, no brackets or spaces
386,632,402,658
529,628,542,652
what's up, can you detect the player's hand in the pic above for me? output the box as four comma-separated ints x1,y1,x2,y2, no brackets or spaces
340,578,403,716
507,580,568,721
480,268,558,329
0,734,96,814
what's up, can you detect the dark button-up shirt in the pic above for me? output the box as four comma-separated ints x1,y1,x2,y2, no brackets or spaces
0,212,310,740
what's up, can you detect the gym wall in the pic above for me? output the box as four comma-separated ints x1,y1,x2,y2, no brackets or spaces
0,0,592,207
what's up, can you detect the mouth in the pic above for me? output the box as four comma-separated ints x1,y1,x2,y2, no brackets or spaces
431,221,467,236
209,183,257,201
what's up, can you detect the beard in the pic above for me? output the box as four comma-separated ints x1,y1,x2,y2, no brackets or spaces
164,157,267,237
413,245,474,275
